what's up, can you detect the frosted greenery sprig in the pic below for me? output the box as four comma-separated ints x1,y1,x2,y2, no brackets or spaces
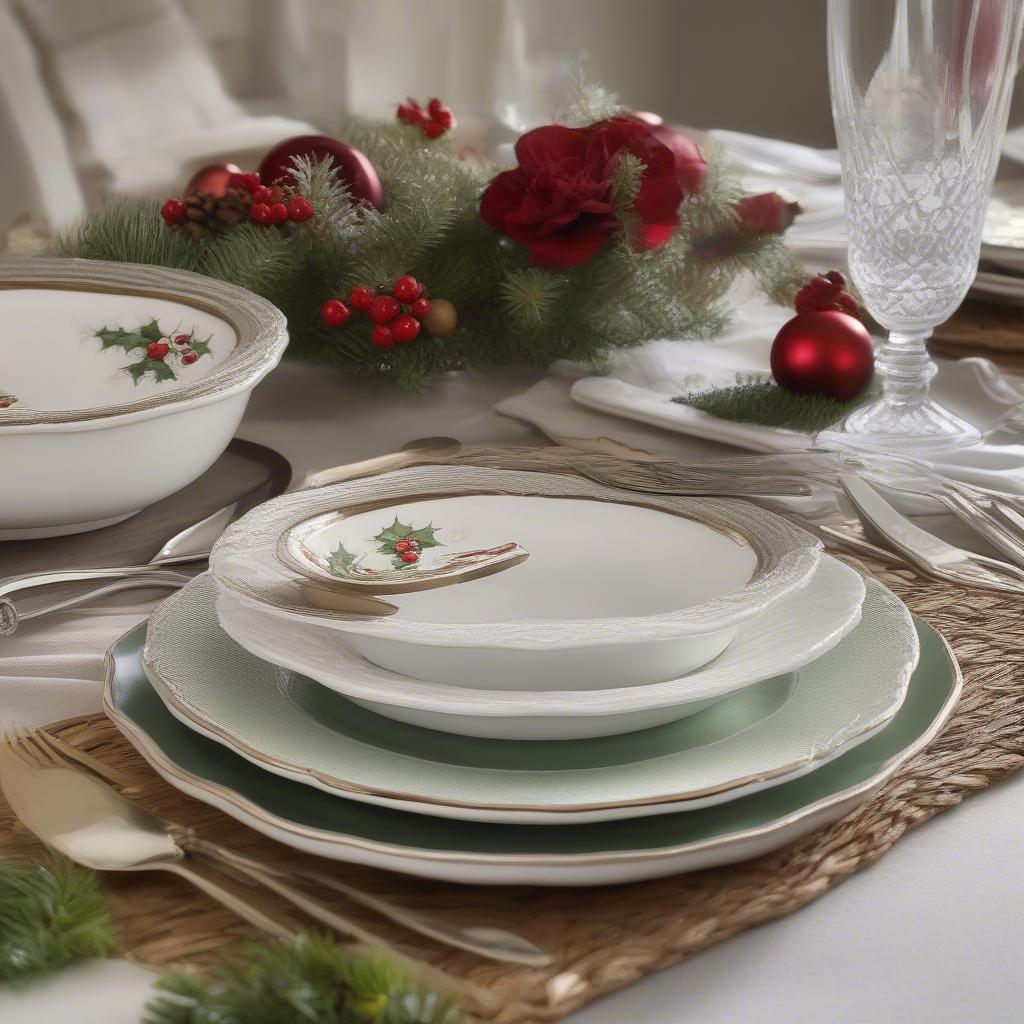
143,933,462,1024
0,855,116,988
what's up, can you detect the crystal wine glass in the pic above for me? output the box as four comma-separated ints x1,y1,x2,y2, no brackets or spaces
827,0,1024,452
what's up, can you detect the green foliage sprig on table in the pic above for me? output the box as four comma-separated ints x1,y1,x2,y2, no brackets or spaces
674,378,877,433
56,81,803,390
143,934,461,1024
0,855,116,987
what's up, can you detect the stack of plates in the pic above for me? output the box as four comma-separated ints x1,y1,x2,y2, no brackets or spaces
105,465,961,885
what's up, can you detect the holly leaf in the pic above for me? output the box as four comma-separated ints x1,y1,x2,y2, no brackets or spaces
374,518,442,553
326,542,362,578
96,328,148,352
138,320,164,343
189,335,213,359
124,358,176,385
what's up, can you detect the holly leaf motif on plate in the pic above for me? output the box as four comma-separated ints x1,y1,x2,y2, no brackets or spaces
95,327,148,353
326,542,362,578
189,335,213,359
125,358,176,384
138,320,164,343
374,518,443,568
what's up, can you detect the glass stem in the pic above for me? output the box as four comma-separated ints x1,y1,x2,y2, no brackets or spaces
877,329,936,412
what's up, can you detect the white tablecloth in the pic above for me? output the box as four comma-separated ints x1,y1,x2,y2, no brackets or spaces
3,361,1023,1024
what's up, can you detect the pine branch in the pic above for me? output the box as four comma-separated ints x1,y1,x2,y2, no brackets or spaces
674,379,875,431
143,933,462,1024
0,855,116,987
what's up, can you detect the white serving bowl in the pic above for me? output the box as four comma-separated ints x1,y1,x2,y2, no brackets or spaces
211,465,823,691
0,258,287,538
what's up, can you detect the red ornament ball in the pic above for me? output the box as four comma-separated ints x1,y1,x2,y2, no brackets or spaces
770,311,874,402
250,203,273,225
185,162,241,198
410,297,431,320
349,285,376,311
392,275,421,302
287,196,314,222
369,294,400,324
258,134,384,210
320,299,350,328
401,550,420,564
160,199,186,225
392,315,421,344
147,341,169,361
181,350,198,366
372,325,394,349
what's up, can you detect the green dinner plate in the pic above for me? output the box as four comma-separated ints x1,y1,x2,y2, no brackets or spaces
103,616,960,886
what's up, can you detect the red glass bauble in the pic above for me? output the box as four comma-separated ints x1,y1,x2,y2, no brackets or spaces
185,162,242,198
630,113,706,196
257,134,384,210
770,311,874,402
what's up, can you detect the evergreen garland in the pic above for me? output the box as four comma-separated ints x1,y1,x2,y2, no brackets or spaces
56,85,803,389
674,379,876,432
0,855,116,987
143,934,461,1024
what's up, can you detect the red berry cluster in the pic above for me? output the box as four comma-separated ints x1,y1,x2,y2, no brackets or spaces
159,171,313,228
319,275,434,350
794,271,860,318
147,333,200,367
396,97,456,139
393,538,420,564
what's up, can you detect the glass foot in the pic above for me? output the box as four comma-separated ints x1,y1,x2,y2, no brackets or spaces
817,395,981,454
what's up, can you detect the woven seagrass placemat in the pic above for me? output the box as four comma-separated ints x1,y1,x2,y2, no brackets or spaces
1,455,1022,1022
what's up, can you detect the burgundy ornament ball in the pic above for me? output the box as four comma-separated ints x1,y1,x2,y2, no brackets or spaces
184,162,241,198
770,311,874,402
257,134,384,210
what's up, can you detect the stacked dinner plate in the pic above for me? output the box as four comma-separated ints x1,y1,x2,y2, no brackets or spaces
104,464,962,886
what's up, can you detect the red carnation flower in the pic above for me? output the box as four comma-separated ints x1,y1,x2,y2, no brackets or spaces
480,117,684,269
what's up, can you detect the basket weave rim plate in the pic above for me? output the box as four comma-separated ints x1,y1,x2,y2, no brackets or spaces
210,465,822,648
214,555,865,717
140,572,917,817
104,616,960,868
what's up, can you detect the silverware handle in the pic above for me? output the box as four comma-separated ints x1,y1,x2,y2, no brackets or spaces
187,838,550,967
160,861,298,942
0,568,192,635
300,450,445,489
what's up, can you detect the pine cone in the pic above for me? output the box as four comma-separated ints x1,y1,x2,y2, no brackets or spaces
176,187,252,240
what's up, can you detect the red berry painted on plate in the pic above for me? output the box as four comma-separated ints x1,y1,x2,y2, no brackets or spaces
173,333,190,345
287,196,314,222
320,299,350,327
349,284,376,311
391,314,421,343
180,349,198,365
401,550,420,564
147,342,169,361
268,202,289,224
250,202,272,225
410,297,431,319
392,275,420,302
372,325,394,348
160,199,186,225
394,539,414,552
369,295,400,324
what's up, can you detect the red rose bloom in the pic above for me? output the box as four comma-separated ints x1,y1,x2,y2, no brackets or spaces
480,117,685,268
735,192,801,236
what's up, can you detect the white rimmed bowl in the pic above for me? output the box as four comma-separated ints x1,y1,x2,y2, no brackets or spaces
211,465,822,690
217,555,865,740
0,258,287,538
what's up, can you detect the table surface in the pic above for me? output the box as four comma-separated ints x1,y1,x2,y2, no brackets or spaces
3,358,1024,1024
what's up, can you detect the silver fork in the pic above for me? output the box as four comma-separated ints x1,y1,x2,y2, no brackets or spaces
0,728,550,968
